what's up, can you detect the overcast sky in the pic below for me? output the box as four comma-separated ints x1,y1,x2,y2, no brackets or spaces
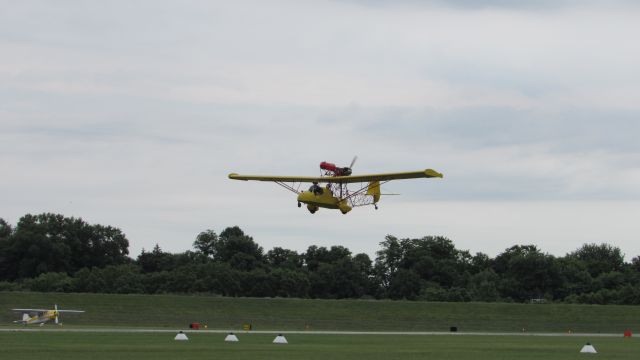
2,0,639,260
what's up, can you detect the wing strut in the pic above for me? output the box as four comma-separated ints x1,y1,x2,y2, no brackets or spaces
275,181,301,194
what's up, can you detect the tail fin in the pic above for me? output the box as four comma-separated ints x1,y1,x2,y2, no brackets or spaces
367,181,381,203
13,313,30,323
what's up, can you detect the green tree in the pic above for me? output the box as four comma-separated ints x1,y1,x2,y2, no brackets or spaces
0,218,11,238
375,235,403,277
469,269,500,302
387,268,422,300
268,268,310,297
220,226,245,239
136,244,195,273
375,235,467,290
631,256,640,272
353,253,376,295
266,247,303,269
25,272,75,292
596,271,626,290
193,230,218,258
73,264,142,293
568,243,625,278
214,227,263,264
556,257,594,299
304,245,331,271
229,252,261,271
469,252,492,273
494,245,562,301
304,245,352,271
0,214,129,280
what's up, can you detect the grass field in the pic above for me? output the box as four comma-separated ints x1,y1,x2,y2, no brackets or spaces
2,291,640,333
2,292,639,359
1,332,638,360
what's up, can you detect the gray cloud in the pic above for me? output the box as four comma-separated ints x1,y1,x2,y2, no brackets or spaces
337,0,640,11
2,0,640,258
352,106,640,153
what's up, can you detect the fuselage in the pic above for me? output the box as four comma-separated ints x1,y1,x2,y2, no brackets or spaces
297,185,352,214
17,311,56,325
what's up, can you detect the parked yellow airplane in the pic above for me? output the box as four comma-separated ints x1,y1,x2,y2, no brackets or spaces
229,157,443,214
12,304,84,326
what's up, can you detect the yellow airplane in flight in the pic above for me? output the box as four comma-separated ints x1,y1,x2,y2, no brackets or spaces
12,304,84,326
229,157,443,214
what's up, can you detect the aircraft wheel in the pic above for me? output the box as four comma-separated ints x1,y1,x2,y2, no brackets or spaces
374,204,378,210
298,202,301,208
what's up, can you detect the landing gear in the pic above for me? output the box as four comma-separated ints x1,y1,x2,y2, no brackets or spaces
298,202,301,208
307,204,319,214
374,204,378,210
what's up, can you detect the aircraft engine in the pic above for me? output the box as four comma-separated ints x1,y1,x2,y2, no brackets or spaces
320,162,351,176
320,156,356,176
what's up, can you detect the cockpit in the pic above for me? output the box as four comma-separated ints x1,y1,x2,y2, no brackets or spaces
309,183,323,195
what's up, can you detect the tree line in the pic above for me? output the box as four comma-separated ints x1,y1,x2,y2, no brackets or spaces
1,213,640,304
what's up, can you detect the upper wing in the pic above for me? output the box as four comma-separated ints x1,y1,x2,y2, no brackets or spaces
229,169,443,183
11,308,84,313
335,169,443,183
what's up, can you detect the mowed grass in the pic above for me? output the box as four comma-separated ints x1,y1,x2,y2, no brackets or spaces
0,332,638,360
1,291,640,333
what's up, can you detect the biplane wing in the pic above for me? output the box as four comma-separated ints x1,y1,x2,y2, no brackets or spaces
11,308,84,313
11,309,49,313
229,169,443,183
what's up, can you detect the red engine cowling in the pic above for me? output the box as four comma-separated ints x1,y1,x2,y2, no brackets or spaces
320,161,338,173
320,161,351,176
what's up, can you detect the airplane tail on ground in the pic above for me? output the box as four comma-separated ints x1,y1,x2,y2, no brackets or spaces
13,314,29,324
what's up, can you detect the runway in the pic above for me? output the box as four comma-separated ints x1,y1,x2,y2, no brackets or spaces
0,327,624,337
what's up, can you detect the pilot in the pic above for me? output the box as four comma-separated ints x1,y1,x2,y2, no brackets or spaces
309,183,323,195
326,183,333,195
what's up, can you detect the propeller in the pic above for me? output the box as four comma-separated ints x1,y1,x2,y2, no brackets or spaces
349,155,358,169
342,155,358,176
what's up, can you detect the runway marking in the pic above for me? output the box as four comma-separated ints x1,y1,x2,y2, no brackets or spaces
0,328,623,337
